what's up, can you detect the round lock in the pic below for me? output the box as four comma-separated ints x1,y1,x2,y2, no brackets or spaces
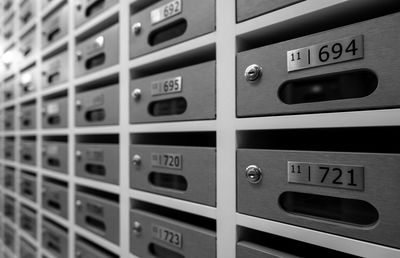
76,199,82,208
132,221,142,236
132,22,142,35
75,150,82,158
131,88,141,100
76,51,83,61
132,154,141,167
244,64,262,82
245,165,263,184
75,2,82,10
75,99,82,109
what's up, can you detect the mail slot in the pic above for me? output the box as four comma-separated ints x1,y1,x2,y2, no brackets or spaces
3,0,13,11
20,238,37,258
42,3,68,48
3,76,15,101
129,0,215,58
75,0,118,27
20,205,37,239
20,101,37,130
42,94,68,128
42,49,68,88
4,107,15,130
20,27,36,57
130,61,215,123
3,13,15,40
4,166,15,191
42,138,68,173
42,219,68,258
237,128,400,248
20,171,37,202
20,0,35,27
130,207,216,258
42,179,68,219
4,224,15,253
75,23,119,77
237,12,400,117
20,137,37,166
20,65,37,96
4,196,15,222
75,237,118,258
75,190,119,244
75,84,119,126
4,137,15,161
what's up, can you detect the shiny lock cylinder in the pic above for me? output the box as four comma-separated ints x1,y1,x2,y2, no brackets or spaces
42,96,68,128
75,192,120,244
42,3,68,48
42,181,68,218
42,141,68,173
20,205,37,239
20,27,36,57
4,224,15,252
20,172,37,202
4,196,15,222
129,0,215,58
19,0,35,26
75,238,117,258
75,142,119,184
3,76,15,101
130,209,216,258
4,167,15,191
42,50,68,88
20,239,37,258
42,220,68,258
20,139,37,166
75,23,119,77
236,0,303,22
75,0,118,27
75,84,119,126
20,102,37,130
237,12,400,117
19,65,37,96
130,61,215,123
4,108,14,131
4,138,15,161
237,149,400,248
130,145,216,206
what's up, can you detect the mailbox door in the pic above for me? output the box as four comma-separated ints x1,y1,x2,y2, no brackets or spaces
20,66,37,96
74,0,118,27
4,139,15,160
42,221,68,258
4,109,14,130
4,224,15,252
20,28,36,57
4,197,15,222
42,4,68,48
20,206,37,238
42,50,69,88
4,168,15,191
42,141,68,173
20,0,35,26
75,239,116,258
3,77,15,101
20,173,37,202
20,103,37,130
42,182,68,218
3,14,15,39
20,239,37,258
42,96,68,128
20,140,37,166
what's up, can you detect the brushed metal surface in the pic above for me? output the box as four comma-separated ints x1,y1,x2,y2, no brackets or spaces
20,172,37,202
42,95,68,128
42,220,68,258
20,138,37,166
19,65,37,96
42,50,69,88
74,0,118,28
75,238,116,258
237,0,303,22
20,27,36,58
41,3,68,49
20,102,37,130
42,181,68,219
20,205,37,239
42,141,68,173
237,241,299,258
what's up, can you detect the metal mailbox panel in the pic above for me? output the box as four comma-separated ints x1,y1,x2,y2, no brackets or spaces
42,96,68,128
75,239,116,258
130,144,216,206
75,84,119,126
4,138,15,161
20,65,37,96
236,0,304,22
75,143,119,184
75,192,120,244
42,181,68,218
237,241,295,258
4,196,15,222
74,0,118,27
75,23,119,77
4,224,15,253
20,28,36,58
42,221,68,258
42,141,68,173
20,206,37,239
130,61,216,123
20,0,35,27
4,167,15,191
129,0,215,58
3,14,15,40
237,149,400,248
20,102,37,130
20,139,37,166
3,77,15,101
4,108,14,130
237,12,400,117
42,4,68,48
130,209,216,258
20,173,37,202
42,50,69,88
20,239,37,258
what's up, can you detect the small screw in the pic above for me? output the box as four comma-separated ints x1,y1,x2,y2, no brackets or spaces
244,64,262,82
131,22,142,35
131,88,141,100
76,199,82,208
245,165,263,184
76,50,83,61
132,221,142,236
132,154,141,167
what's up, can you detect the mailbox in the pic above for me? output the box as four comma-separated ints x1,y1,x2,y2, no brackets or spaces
20,137,37,166
237,12,400,117
4,107,14,131
4,196,15,222
42,49,69,88
75,23,119,77
130,208,216,258
42,3,68,48
20,171,37,202
4,224,15,253
20,238,37,258
20,101,37,130
75,0,118,27
42,139,68,173
75,238,118,258
75,191,119,244
130,144,216,206
129,0,215,58
130,61,215,123
75,84,119,126
42,219,68,258
20,27,36,58
42,179,68,219
4,166,15,191
42,95,68,128
3,76,15,101
20,65,37,96
236,0,303,22
3,13,15,40
4,137,15,161
20,0,35,26
20,205,37,239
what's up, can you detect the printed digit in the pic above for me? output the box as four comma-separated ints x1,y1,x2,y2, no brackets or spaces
332,168,343,184
319,166,330,183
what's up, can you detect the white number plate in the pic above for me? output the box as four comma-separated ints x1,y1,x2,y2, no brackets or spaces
287,35,364,72
288,161,364,191
151,0,182,25
46,102,59,115
151,224,182,248
151,76,182,96
46,145,59,156
151,152,182,170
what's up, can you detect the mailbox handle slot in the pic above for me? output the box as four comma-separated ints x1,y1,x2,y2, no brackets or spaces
85,164,106,176
47,157,61,167
85,109,105,122
21,217,33,230
22,46,32,56
47,240,61,254
85,215,106,233
149,243,184,258
48,71,60,84
149,172,188,191
85,53,105,70
22,153,32,161
47,27,60,42
22,118,31,126
47,115,61,125
22,186,33,196
85,0,105,17
148,97,187,116
21,11,32,23
47,199,61,210
148,18,187,46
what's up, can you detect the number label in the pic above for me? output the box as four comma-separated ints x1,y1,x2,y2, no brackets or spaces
46,102,60,115
151,224,182,248
151,153,182,170
287,35,364,72
151,0,182,25
151,76,182,96
287,161,364,191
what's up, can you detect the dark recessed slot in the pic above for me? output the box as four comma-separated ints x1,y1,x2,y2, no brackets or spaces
5,91,12,99
21,12,32,23
77,186,119,202
76,134,118,144
43,135,68,142
148,97,187,116
148,19,187,46
5,121,12,128
23,46,32,56
48,115,60,125
48,72,60,84
48,28,60,42
130,0,159,14
22,118,31,126
132,131,216,147
149,243,184,258
279,70,377,104
76,75,118,93
85,216,106,232
44,177,68,187
85,164,106,176
85,109,105,122
149,172,187,191
85,53,105,70
47,200,61,210
76,236,118,258
279,192,379,226
23,187,33,196
47,241,61,253
22,154,32,161
86,0,105,17
5,150,12,158
47,158,60,167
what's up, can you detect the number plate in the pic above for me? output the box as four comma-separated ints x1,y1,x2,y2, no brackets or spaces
46,103,59,115
288,161,364,191
151,224,182,249
287,35,364,72
151,0,182,25
151,76,182,96
46,145,59,156
151,152,182,170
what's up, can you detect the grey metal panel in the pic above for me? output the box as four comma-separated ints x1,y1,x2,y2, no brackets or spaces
130,144,216,206
20,28,36,58
75,142,119,184
41,0,53,9
20,139,37,166
42,181,68,219
42,141,68,173
130,61,216,123
20,239,37,258
42,220,68,258
74,0,118,28
4,196,15,222
41,3,68,48
20,66,37,97
20,102,37,130
75,238,116,258
20,173,37,202
237,241,299,258
3,76,15,102
4,138,15,161
4,167,15,191
3,13,15,40
42,95,68,128
237,12,400,117
130,209,216,258
75,23,119,77
4,108,14,130
129,0,215,58
237,149,400,248
20,206,37,239
236,0,304,22
4,224,15,253
75,191,119,244
75,84,119,126
42,50,69,88
19,0,35,27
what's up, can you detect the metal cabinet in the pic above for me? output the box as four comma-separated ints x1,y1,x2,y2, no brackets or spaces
42,3,68,48
42,180,68,219
20,101,37,130
42,219,68,258
42,139,68,173
20,138,37,166
42,50,69,88
74,0,118,27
